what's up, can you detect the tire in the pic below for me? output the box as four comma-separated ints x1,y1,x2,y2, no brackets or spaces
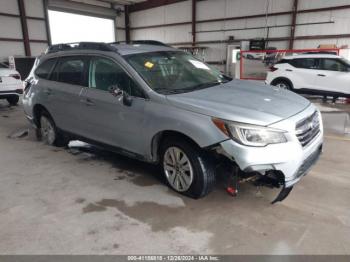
38,111,68,147
160,137,215,199
7,95,19,106
272,79,292,90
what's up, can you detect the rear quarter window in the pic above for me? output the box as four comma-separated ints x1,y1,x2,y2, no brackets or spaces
35,58,57,79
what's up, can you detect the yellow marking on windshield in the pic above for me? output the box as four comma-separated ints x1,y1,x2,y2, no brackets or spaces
144,61,154,69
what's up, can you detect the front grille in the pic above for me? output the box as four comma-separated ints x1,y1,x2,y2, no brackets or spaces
295,111,320,147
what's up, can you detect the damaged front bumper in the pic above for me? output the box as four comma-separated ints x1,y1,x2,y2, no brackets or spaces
216,120,323,203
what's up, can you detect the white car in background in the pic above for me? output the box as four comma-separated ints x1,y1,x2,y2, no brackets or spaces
0,62,23,105
243,52,265,60
266,54,350,99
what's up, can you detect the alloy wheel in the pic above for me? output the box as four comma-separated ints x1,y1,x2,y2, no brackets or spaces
40,116,56,145
276,82,289,90
163,147,194,192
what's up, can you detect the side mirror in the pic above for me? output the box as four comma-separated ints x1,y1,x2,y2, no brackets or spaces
108,85,133,106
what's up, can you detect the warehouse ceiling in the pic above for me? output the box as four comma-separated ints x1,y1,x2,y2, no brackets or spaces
69,0,147,5
98,0,146,4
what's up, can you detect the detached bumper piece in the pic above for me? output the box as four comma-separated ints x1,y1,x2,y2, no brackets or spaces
271,186,293,204
253,171,293,204
224,167,293,204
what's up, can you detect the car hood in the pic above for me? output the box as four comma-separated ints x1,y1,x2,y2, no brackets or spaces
166,80,310,126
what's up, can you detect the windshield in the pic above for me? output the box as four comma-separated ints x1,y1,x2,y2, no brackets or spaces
125,51,231,94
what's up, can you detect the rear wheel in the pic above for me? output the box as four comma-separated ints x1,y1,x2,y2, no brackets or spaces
7,95,19,106
38,111,68,147
160,137,215,199
272,79,292,90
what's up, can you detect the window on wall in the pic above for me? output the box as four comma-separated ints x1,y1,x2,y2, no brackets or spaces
48,10,115,44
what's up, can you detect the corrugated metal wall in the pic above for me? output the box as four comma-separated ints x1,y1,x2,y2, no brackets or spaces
2,0,350,65
129,0,350,68
0,0,49,59
0,0,126,60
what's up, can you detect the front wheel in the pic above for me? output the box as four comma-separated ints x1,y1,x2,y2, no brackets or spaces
160,138,215,199
272,79,292,90
7,95,19,106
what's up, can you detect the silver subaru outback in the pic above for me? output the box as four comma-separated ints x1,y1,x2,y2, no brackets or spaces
23,42,323,202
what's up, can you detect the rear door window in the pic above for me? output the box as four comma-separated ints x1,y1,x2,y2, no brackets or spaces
53,56,87,86
35,58,57,79
291,58,319,69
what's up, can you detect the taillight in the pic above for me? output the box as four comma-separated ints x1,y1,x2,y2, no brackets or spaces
10,74,21,80
269,66,278,72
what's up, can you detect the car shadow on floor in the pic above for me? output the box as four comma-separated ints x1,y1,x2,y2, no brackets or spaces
65,139,281,204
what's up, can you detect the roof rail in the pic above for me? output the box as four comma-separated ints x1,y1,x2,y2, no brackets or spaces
46,42,117,54
111,40,170,47
302,51,338,55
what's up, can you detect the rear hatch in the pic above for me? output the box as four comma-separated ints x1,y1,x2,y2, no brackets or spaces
0,69,21,91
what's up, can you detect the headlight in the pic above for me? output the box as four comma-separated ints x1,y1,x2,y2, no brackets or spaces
212,118,287,147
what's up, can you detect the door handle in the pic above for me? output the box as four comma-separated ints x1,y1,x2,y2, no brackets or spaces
80,98,95,106
286,69,293,72
317,74,326,77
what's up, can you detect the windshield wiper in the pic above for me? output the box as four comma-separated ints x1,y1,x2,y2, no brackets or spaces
155,80,231,95
154,88,184,95
187,80,227,91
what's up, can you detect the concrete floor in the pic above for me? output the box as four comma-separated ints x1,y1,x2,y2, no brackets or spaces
0,98,349,255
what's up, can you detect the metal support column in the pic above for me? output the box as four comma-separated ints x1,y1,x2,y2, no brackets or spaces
289,0,299,49
192,0,196,46
17,0,31,56
125,5,130,43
